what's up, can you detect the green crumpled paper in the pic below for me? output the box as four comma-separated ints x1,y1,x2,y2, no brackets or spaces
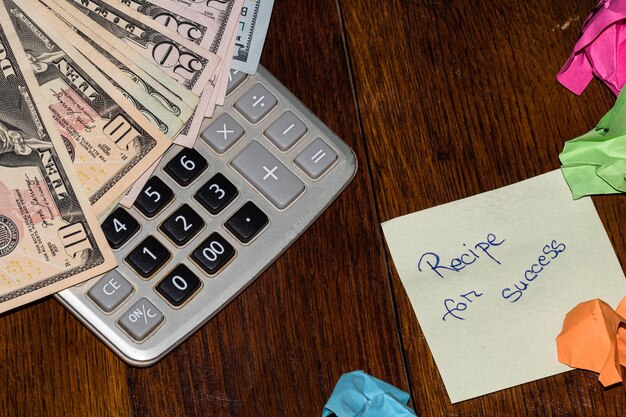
559,90,626,199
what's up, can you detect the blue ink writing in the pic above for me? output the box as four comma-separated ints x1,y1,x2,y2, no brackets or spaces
418,233,506,279
442,291,484,321
501,239,567,303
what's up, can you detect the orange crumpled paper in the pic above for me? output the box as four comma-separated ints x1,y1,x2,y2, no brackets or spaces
556,297,626,386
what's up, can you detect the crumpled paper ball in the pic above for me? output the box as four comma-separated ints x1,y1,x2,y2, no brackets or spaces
558,0,626,95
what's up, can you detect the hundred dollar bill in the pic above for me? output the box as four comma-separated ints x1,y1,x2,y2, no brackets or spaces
232,0,275,75
9,0,173,216
31,1,187,138
40,0,196,130
0,2,116,313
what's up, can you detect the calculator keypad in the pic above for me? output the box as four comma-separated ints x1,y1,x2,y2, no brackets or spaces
101,208,140,249
226,202,268,243
126,236,171,278
56,67,357,366
194,173,238,215
231,141,305,209
191,233,235,275
160,204,205,246
134,177,174,218
164,148,208,186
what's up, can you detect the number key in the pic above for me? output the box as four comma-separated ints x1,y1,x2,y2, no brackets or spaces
194,173,238,215
159,204,204,246
191,233,235,275
156,264,201,306
134,176,174,218
101,207,139,249
126,236,171,278
164,148,208,186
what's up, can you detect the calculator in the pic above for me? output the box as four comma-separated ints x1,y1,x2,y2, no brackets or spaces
55,67,357,366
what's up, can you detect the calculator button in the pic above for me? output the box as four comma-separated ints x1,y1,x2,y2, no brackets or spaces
164,148,207,186
126,236,171,278
264,111,308,151
234,83,277,123
226,202,269,243
226,69,247,96
200,113,245,154
87,270,133,313
194,173,238,215
159,204,204,246
231,141,305,209
118,298,164,341
294,138,338,179
134,177,174,218
191,232,235,275
156,264,201,307
101,207,139,249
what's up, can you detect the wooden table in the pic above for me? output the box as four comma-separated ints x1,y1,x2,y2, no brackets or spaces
3,0,625,415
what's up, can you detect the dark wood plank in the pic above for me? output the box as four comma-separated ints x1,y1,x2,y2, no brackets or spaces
0,299,133,416
129,1,408,416
341,0,626,415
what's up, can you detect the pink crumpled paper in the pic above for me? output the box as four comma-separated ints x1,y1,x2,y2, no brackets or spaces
558,0,626,95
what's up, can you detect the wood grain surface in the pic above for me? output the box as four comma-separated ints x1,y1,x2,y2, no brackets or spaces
1,0,624,416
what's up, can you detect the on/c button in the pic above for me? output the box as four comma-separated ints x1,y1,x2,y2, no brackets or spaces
88,270,134,313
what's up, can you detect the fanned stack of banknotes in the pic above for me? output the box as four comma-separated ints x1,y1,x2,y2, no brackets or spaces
0,0,274,313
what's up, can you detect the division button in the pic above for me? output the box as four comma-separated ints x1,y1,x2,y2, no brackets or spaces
87,270,134,313
231,141,304,209
234,83,277,124
118,298,164,341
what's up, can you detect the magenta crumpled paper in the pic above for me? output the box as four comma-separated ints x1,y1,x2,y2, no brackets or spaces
558,0,626,95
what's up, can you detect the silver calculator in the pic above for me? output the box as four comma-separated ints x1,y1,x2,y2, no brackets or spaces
55,67,357,366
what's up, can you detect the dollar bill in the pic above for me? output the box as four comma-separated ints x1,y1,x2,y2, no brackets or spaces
32,2,188,138
232,0,275,74
40,0,197,131
0,1,116,313
51,0,220,96
9,0,173,216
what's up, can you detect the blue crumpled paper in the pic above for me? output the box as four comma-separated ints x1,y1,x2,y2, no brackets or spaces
322,370,417,417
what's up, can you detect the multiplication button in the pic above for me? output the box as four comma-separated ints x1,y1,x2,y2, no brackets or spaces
87,270,133,313
118,298,164,341
231,141,304,209
200,113,244,154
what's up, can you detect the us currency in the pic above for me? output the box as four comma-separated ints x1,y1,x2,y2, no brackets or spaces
31,1,186,139
106,0,244,116
50,0,220,96
41,0,197,131
0,1,116,313
231,0,275,74
9,0,173,216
